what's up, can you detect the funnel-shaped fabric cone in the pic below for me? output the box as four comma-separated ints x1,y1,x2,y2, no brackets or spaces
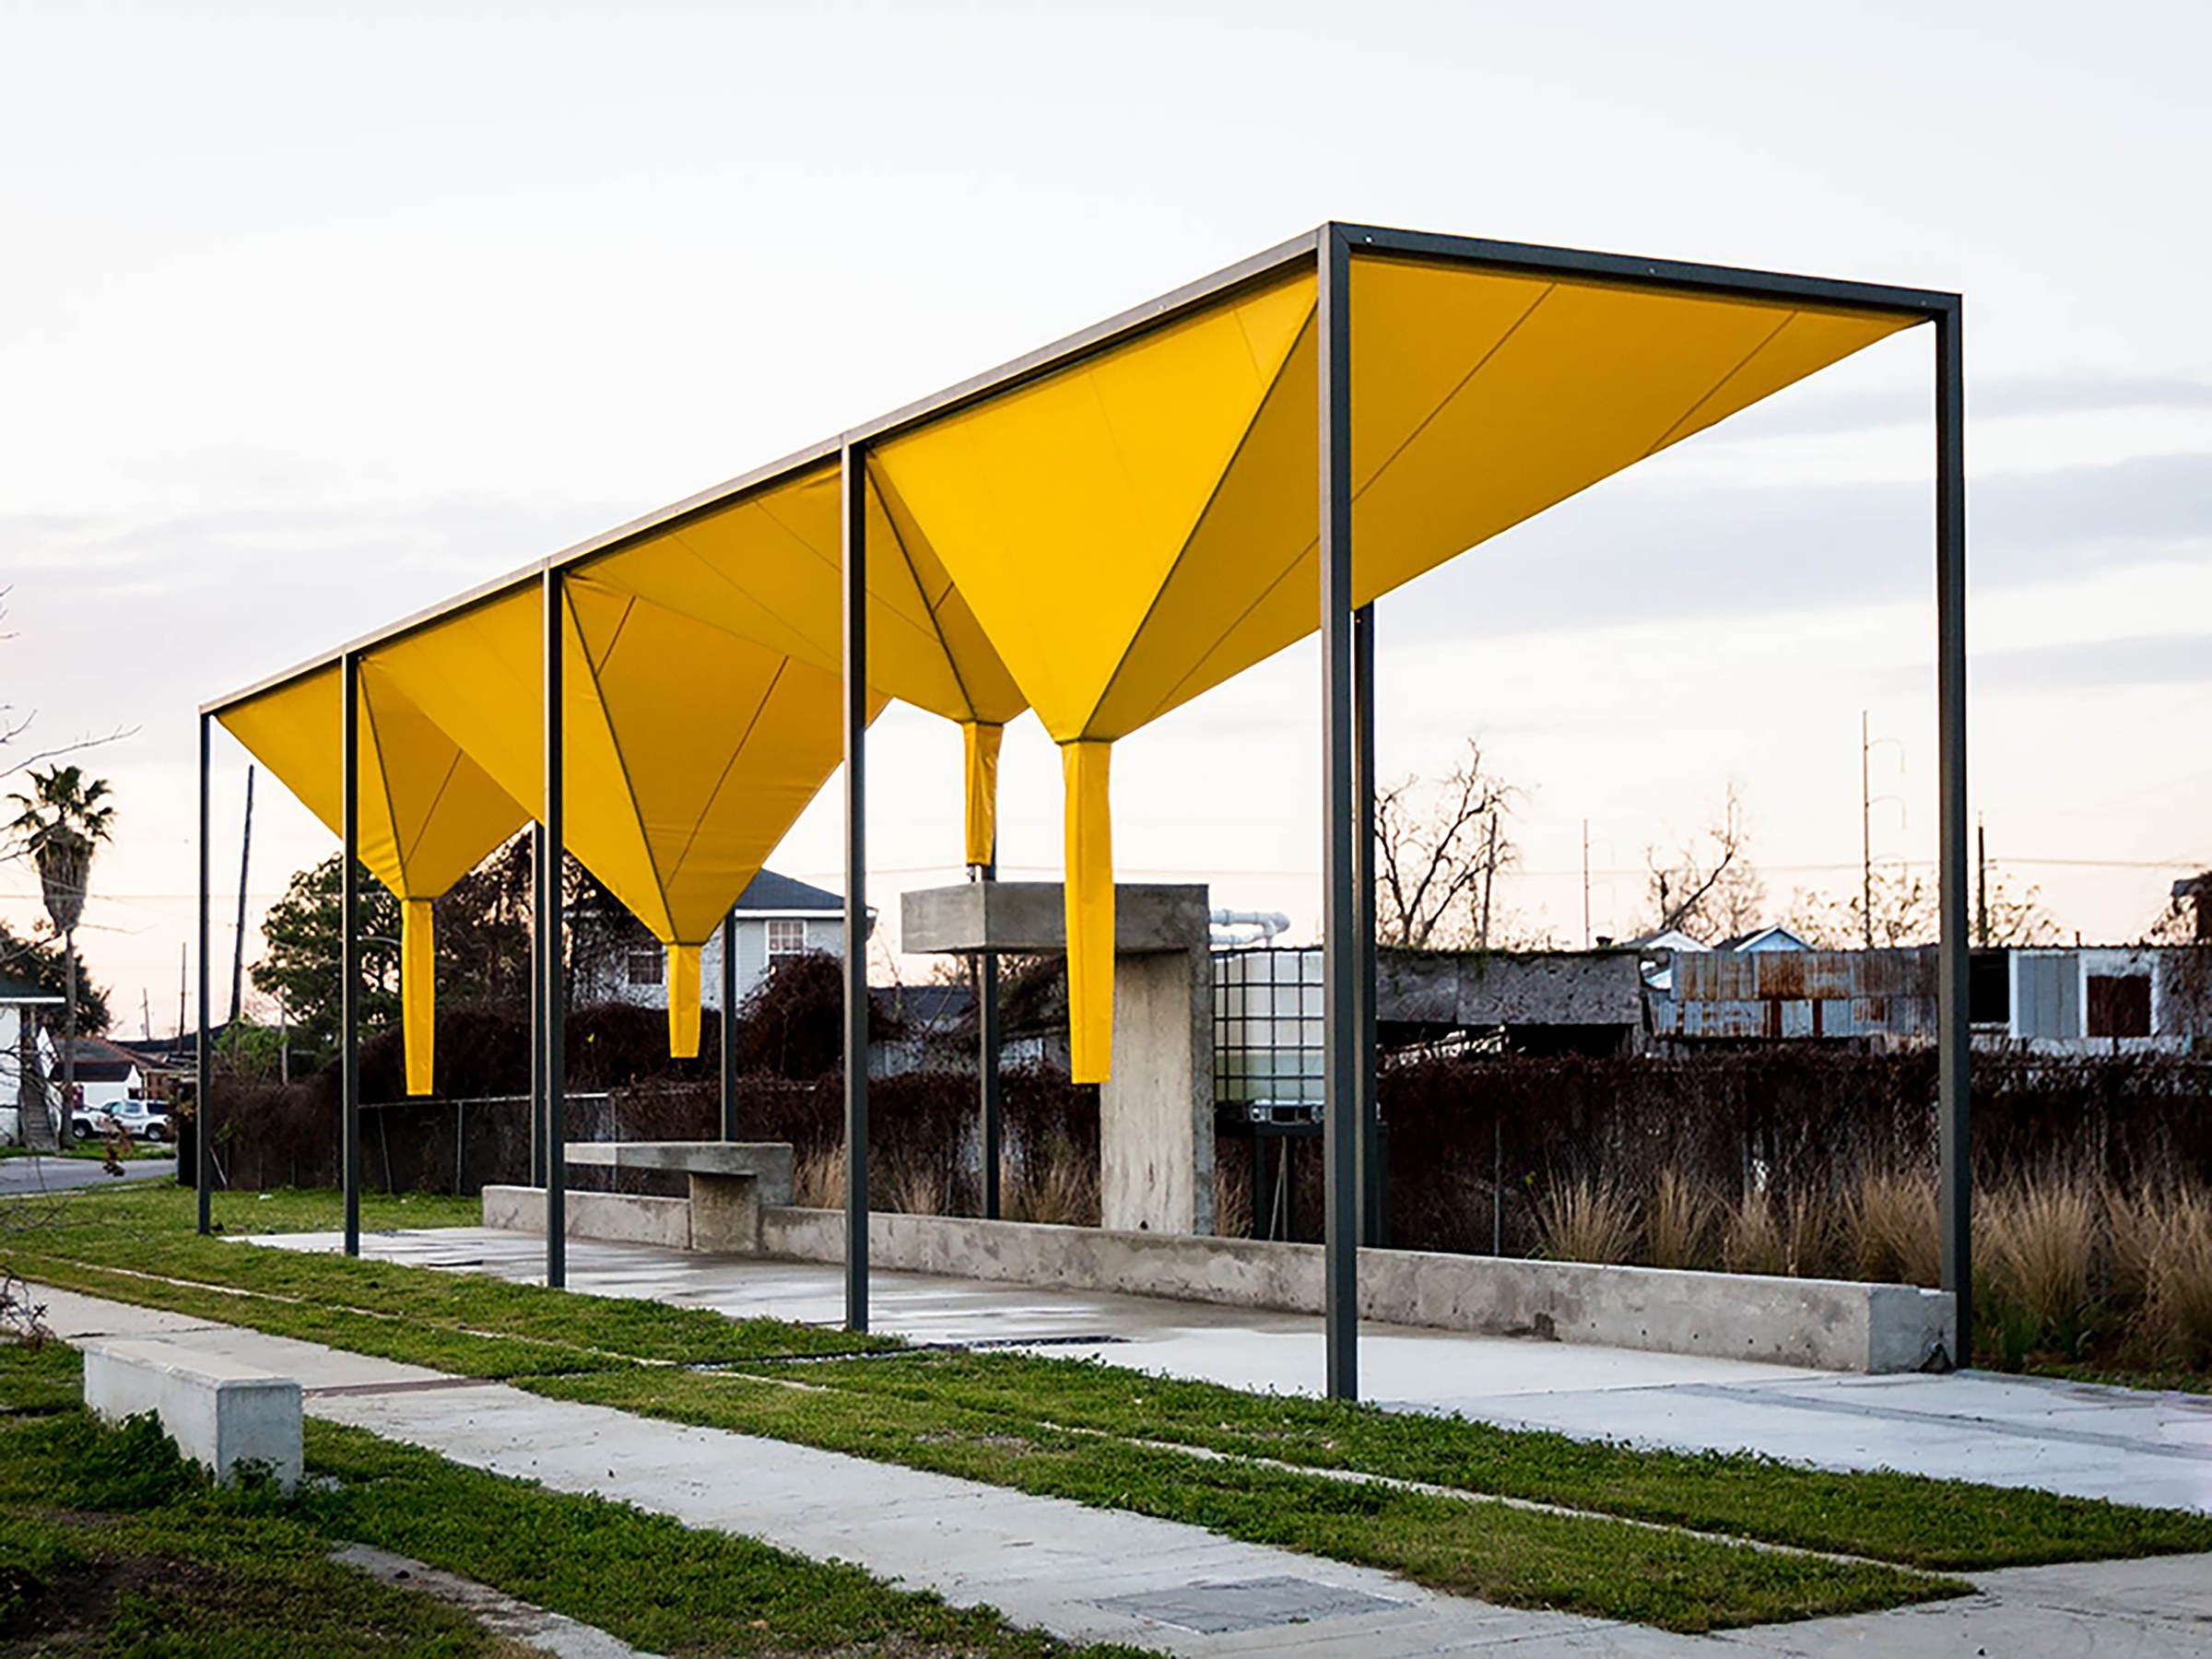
373,577,888,1061
875,256,1913,1077
218,659,529,1095
964,722,1004,868
401,900,435,1095
1062,741,1113,1083
666,943,702,1059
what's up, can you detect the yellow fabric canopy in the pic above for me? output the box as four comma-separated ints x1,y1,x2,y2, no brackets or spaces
212,230,1927,1099
873,254,1915,1078
217,662,530,1095
370,577,889,1059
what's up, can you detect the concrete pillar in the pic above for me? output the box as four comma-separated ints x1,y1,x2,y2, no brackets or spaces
902,881,1214,1237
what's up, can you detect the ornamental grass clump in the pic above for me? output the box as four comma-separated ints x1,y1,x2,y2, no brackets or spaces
1853,1169,1940,1288
1535,1176,1638,1265
1647,1168,1714,1270
1981,1177,2100,1363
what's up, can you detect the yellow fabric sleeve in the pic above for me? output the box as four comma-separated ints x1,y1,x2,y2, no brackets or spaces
666,943,703,1059
1061,739,1114,1084
401,899,436,1098
964,721,1004,869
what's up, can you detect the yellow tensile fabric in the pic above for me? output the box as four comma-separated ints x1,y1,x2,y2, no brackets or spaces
371,577,888,1059
217,662,531,1096
583,460,1026,874
874,256,1915,1080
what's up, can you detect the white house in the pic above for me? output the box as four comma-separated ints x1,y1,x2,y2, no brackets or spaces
575,869,848,1012
0,972,63,1144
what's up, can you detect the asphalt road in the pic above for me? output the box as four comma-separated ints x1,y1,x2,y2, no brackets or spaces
0,1154,179,1195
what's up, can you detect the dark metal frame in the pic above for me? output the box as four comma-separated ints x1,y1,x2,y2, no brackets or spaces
195,221,1968,1386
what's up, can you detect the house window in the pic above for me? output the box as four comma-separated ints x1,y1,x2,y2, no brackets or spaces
2087,974,2151,1039
767,919,806,960
625,945,664,988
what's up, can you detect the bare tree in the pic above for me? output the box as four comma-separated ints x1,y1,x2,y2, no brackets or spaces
1643,784,1764,941
1375,741,1518,949
1787,864,2057,948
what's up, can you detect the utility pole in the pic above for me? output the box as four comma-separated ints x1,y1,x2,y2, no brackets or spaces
1477,812,1500,950
229,765,255,1030
1581,818,1592,948
176,944,186,1040
1861,711,1875,951
140,990,150,1042
1976,818,1989,948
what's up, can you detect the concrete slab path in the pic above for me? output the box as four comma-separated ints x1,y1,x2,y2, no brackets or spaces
30,1280,2212,1657
253,1225,2212,1515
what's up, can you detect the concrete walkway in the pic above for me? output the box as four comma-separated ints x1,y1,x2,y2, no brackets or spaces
33,1280,2212,1657
254,1225,2212,1515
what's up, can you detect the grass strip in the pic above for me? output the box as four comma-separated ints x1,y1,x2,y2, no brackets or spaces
735,1347,2212,1572
526,1364,1959,1633
0,1343,1113,1656
8,1183,2207,1609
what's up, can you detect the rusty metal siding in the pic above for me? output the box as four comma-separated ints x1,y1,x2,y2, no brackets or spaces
1656,947,1936,1041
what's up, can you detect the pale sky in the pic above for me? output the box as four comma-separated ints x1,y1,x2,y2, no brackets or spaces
4,0,2207,1038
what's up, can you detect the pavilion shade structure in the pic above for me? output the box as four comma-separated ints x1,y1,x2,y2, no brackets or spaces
872,253,1913,1080
217,663,529,1095
371,576,891,1060
575,457,1027,864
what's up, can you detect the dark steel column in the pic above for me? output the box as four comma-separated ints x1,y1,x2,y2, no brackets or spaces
977,844,1002,1220
1352,602,1381,1248
340,652,362,1256
841,441,870,1333
529,821,547,1188
720,908,738,1140
195,712,212,1234
543,569,568,1289
1319,227,1359,1402
1936,302,1971,1365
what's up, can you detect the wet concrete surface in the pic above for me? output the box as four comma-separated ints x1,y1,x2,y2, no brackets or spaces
248,1225,2212,1514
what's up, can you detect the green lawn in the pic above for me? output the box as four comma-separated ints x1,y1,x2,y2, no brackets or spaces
0,1341,1125,1655
9,1182,2210,1632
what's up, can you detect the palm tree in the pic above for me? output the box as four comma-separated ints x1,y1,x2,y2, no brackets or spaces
8,766,114,1140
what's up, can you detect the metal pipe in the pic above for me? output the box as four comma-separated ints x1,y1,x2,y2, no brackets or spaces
543,569,568,1289
841,441,870,1333
195,712,212,1234
529,821,547,1188
1318,226,1359,1402
340,652,361,1256
720,907,738,1141
977,858,1001,1221
1936,302,1971,1366
1353,601,1381,1249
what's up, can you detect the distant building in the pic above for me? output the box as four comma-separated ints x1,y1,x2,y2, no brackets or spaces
53,1036,148,1113
571,869,851,1012
0,973,63,1142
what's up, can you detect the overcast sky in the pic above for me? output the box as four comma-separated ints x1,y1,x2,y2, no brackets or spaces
5,0,2207,1037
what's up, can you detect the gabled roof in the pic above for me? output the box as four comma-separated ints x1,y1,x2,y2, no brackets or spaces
731,869,843,914
1717,925,1811,953
0,972,64,1006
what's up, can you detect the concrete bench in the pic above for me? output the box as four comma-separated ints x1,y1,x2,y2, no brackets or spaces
81,1339,302,1490
561,1141,794,1253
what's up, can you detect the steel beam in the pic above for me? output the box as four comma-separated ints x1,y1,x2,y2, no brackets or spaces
1319,227,1359,1401
841,441,870,1333
195,713,212,1234
1936,302,1971,1365
721,908,739,1141
543,569,567,1289
529,820,547,1188
1352,603,1381,1247
340,652,361,1256
976,857,1002,1221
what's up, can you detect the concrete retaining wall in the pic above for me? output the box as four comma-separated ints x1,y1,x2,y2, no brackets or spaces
757,1207,1948,1372
482,1187,1951,1371
483,1183,690,1251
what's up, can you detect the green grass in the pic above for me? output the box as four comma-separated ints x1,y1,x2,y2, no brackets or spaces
0,1341,1122,1655
12,1182,2212,1631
